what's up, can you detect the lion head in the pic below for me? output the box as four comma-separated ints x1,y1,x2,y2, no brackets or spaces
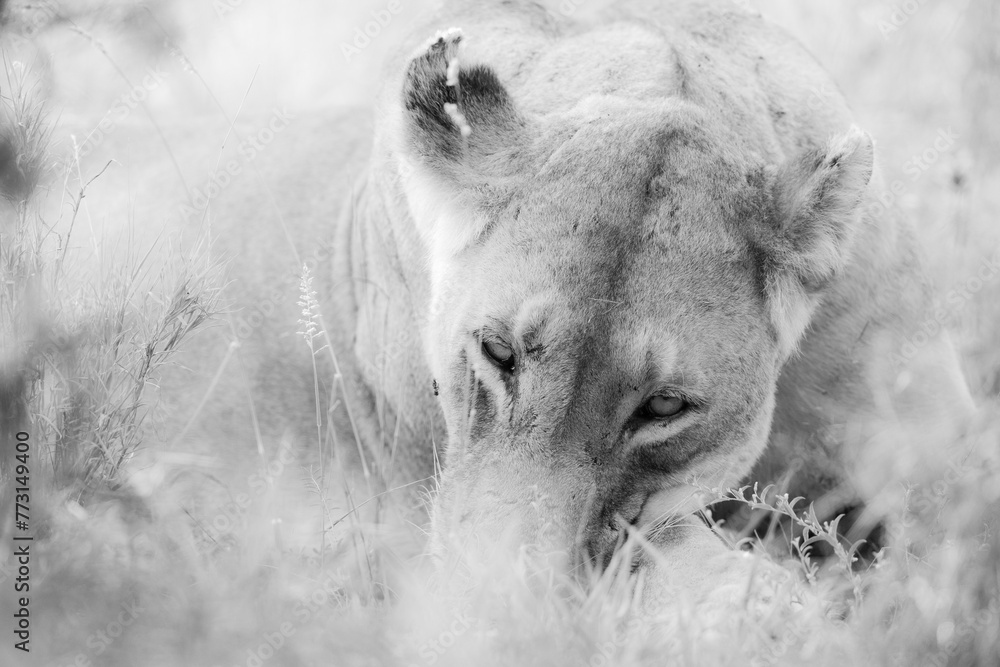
389,29,873,584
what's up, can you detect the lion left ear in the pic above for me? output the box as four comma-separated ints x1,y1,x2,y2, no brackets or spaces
755,127,875,356
396,29,529,260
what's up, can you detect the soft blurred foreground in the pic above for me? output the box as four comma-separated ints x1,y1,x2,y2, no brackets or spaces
0,1,999,666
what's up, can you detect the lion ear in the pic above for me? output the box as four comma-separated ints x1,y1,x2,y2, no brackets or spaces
758,127,875,356
397,29,528,258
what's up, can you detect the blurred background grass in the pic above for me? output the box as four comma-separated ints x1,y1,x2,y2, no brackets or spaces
0,0,998,666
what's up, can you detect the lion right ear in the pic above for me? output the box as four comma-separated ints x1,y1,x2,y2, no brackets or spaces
754,127,875,357
397,29,529,258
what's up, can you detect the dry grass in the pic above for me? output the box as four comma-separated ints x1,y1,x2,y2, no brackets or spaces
1,1,999,666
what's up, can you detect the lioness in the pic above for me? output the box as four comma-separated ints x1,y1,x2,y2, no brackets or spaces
346,0,973,589
64,0,972,604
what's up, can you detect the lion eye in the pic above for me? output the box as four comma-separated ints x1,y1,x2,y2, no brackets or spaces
643,395,687,420
482,339,515,372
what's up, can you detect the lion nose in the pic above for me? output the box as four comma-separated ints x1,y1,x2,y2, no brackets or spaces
582,523,624,573
579,507,644,575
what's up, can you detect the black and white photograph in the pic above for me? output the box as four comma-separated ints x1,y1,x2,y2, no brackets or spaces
1,0,998,665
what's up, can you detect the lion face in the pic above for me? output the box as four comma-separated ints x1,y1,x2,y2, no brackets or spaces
396,33,873,577
420,115,782,572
